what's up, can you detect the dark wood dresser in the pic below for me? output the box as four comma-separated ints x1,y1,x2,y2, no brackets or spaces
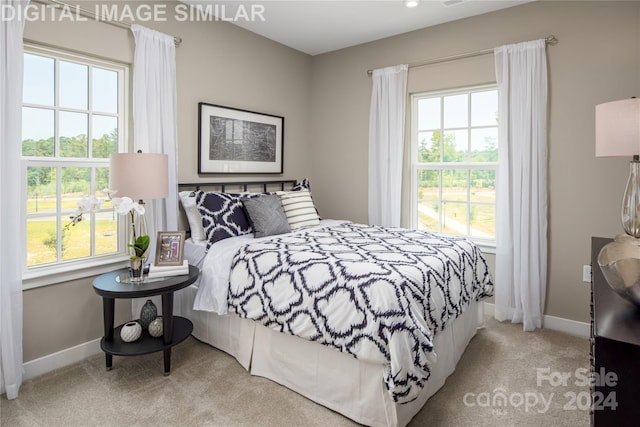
591,237,640,425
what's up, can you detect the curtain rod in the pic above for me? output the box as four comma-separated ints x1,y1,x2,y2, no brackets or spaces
366,35,557,76
34,0,182,46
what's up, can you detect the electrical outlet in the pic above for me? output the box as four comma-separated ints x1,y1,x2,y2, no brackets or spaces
583,265,592,283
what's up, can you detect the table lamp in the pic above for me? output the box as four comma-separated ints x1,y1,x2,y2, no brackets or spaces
109,151,169,263
595,97,640,305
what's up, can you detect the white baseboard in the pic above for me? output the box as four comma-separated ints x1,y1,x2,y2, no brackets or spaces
23,338,102,382
483,302,590,337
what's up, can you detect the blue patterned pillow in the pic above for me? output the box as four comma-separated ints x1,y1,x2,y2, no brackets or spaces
196,191,262,249
292,178,311,192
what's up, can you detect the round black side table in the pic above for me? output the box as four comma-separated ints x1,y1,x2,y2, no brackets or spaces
92,265,199,375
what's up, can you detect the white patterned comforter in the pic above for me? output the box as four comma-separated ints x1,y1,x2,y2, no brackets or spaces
193,220,348,314
224,222,494,403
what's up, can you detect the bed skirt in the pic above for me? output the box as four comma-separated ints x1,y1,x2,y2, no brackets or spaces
177,284,482,427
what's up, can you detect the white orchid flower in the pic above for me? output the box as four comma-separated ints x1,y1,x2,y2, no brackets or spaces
111,196,146,216
101,189,117,199
76,195,104,213
65,195,105,229
89,197,104,212
111,196,134,215
132,202,146,216
108,195,148,259
66,190,146,232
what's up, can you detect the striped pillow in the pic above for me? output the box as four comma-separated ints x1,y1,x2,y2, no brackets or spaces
277,189,320,230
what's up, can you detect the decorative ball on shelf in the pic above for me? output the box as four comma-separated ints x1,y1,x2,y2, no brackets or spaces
148,317,163,338
120,321,142,343
139,299,157,330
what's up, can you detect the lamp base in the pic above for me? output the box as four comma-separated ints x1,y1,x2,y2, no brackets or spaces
621,158,640,237
598,234,640,306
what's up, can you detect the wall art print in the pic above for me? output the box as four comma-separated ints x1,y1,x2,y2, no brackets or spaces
198,102,284,174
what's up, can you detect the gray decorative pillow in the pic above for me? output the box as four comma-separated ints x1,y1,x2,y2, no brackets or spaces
241,194,291,238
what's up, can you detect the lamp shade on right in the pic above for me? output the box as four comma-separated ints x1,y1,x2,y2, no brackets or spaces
595,98,640,158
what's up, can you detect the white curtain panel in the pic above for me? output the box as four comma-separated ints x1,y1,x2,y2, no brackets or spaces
0,0,29,400
130,25,179,315
494,39,548,332
368,64,408,227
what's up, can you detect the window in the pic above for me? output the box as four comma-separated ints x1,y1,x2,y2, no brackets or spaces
411,85,498,247
22,45,129,285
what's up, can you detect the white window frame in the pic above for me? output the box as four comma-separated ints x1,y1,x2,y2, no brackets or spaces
410,84,498,253
21,44,130,289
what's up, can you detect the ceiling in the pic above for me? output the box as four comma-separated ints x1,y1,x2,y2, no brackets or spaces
185,0,534,56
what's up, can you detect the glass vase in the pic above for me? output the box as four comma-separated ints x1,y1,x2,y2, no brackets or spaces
130,256,145,282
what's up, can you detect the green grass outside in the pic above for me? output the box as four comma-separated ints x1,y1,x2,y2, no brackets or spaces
27,218,118,266
418,206,495,236
417,186,496,237
26,194,119,266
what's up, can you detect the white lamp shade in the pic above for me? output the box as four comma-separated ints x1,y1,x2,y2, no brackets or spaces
595,98,640,157
109,152,169,200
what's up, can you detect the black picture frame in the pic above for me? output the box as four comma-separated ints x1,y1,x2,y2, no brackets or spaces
154,231,185,266
198,102,284,174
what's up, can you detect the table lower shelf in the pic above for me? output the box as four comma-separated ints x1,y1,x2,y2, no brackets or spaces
101,316,193,357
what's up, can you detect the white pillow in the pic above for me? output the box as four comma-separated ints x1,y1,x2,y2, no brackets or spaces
277,189,320,231
179,191,206,241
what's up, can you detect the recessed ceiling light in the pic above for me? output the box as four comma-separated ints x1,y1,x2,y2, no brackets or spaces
405,0,420,8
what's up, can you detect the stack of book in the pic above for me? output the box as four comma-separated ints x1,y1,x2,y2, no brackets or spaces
147,260,189,279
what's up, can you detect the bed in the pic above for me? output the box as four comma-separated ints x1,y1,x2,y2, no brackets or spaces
175,179,493,427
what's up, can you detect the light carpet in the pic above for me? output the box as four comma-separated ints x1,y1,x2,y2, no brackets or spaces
1,318,589,426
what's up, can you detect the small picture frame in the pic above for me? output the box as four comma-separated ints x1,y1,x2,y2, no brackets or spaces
154,231,185,266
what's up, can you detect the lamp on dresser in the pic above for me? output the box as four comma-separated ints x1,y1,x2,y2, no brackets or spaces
595,97,640,306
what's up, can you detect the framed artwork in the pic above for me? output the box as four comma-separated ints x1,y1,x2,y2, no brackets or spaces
154,231,185,266
198,102,284,174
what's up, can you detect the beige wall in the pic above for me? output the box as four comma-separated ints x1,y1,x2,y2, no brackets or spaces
309,1,640,323
22,1,313,362
21,0,640,362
